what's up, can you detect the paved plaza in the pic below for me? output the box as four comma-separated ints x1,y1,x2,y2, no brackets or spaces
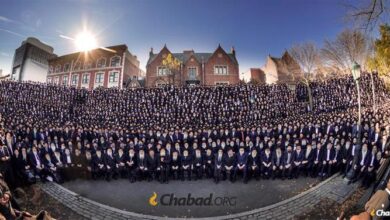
40,174,359,219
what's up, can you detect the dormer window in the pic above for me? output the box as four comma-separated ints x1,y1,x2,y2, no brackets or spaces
97,58,106,68
74,62,82,71
64,63,70,72
55,65,61,73
110,56,121,67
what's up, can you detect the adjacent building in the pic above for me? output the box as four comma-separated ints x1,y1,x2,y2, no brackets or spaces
47,45,142,89
261,51,302,84
146,45,239,87
241,68,266,84
11,37,56,82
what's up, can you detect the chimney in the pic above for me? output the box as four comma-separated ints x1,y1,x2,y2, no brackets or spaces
149,47,153,57
231,46,236,56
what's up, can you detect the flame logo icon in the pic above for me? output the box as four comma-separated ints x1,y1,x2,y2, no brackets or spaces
370,209,376,217
149,192,158,206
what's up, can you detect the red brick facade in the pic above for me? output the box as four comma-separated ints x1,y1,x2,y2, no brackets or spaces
146,45,239,87
47,45,141,89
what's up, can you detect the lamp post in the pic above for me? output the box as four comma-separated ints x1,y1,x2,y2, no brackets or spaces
345,61,362,181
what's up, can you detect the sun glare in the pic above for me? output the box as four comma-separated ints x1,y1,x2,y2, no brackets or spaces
75,31,97,52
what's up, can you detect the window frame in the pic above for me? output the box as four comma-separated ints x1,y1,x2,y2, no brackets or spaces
110,56,121,67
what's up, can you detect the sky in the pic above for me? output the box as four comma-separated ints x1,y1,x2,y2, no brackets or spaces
0,0,355,75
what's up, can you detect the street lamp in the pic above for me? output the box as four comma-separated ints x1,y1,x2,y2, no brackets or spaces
345,61,362,182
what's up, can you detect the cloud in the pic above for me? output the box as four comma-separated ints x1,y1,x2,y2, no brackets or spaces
0,28,25,38
0,15,14,23
0,52,10,57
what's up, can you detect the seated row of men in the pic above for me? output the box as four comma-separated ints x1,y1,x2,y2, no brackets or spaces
8,140,382,187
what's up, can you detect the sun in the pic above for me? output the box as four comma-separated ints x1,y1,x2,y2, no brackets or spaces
75,31,97,52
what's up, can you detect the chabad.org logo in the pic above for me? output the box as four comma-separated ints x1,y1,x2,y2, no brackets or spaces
370,204,390,217
148,192,236,206
149,192,158,206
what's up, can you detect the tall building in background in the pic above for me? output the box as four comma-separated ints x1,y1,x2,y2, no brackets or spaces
261,51,302,84
241,68,266,84
11,37,56,82
47,45,142,89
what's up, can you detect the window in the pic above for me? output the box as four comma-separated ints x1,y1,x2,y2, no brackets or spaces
54,77,59,84
110,56,121,67
82,73,90,84
49,66,53,74
47,77,52,83
214,65,228,75
109,71,119,83
157,66,170,76
64,63,70,72
132,75,137,80
95,72,104,84
188,67,197,80
97,58,106,68
55,65,61,73
74,62,82,71
71,74,79,86
62,75,68,86
84,62,92,70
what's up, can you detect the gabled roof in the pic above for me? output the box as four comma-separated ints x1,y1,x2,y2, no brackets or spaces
147,45,237,66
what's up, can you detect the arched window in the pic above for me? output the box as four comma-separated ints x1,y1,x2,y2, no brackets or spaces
64,63,70,72
84,61,92,70
74,62,82,71
97,58,106,68
110,56,121,67
55,65,61,73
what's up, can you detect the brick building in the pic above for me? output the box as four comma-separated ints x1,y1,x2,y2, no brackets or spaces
146,45,239,87
47,45,141,89
241,68,266,84
261,51,302,84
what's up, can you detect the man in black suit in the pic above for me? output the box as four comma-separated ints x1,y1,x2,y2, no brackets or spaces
157,148,170,183
302,144,314,177
261,148,272,179
292,145,304,178
104,148,116,181
312,143,324,177
214,149,224,183
170,151,181,180
272,147,284,179
147,149,158,181
351,144,371,183
320,143,335,179
181,150,192,181
135,149,148,181
249,149,261,180
203,149,214,178
91,149,106,180
224,149,236,182
28,146,45,181
361,147,380,188
283,146,293,179
235,147,248,183
115,148,127,178
125,148,137,182
192,149,203,180
0,142,14,186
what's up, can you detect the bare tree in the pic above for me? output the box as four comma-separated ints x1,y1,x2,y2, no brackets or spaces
321,29,372,75
344,0,389,30
289,42,320,111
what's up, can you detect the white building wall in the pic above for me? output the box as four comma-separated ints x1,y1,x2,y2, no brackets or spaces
21,58,49,82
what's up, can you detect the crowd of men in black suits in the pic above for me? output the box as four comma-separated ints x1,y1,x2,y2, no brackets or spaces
0,73,388,189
